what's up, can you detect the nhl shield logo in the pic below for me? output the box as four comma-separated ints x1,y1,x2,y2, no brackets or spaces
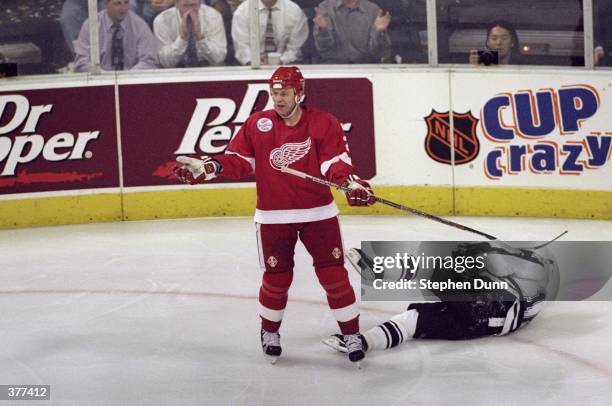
424,110,480,165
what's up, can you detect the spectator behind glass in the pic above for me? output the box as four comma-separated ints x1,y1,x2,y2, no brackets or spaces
61,0,105,53
232,0,309,65
73,0,159,72
469,20,521,66
313,0,391,64
154,0,227,67
130,0,175,27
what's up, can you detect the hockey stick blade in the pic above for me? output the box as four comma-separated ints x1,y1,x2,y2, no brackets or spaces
527,230,569,250
280,166,521,252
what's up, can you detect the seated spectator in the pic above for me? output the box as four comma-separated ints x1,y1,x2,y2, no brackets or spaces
130,0,175,28
469,20,521,66
154,0,227,67
313,0,391,64
232,0,309,65
61,0,105,53
73,0,159,72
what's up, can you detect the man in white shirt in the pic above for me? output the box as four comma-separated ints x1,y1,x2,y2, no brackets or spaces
154,0,227,67
232,0,308,65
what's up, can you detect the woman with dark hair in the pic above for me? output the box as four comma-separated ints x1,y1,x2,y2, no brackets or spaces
469,20,521,65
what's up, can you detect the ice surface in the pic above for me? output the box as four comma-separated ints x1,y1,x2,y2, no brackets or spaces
1,216,611,405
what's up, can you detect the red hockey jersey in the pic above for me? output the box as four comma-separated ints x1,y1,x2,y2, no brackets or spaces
215,107,354,224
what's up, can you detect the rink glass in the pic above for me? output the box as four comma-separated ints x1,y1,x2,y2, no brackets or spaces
1,0,609,76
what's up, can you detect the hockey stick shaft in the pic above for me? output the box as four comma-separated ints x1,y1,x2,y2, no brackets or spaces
280,166,514,247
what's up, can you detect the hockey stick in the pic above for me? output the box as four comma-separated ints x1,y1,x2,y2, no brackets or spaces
527,230,568,250
280,166,566,253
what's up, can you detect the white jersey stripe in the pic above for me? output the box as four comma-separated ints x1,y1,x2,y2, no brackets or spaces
225,150,256,172
331,302,359,322
320,152,352,177
258,304,285,322
498,300,520,336
254,201,339,224
255,223,266,272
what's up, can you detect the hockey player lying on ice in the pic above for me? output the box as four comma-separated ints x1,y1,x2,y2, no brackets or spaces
324,241,559,353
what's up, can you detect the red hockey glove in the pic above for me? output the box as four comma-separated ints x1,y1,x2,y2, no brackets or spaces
173,156,222,184
342,174,376,206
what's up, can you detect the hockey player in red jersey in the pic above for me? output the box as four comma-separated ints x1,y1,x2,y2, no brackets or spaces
173,66,375,365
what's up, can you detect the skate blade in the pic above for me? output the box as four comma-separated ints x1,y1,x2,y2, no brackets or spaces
353,361,362,369
321,337,348,353
265,355,279,365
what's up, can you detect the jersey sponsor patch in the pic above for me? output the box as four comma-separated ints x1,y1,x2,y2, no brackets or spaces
257,118,273,132
269,137,312,170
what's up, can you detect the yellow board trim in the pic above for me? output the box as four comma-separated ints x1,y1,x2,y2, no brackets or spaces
331,187,454,216
0,193,122,229
122,188,258,221
455,187,612,219
0,186,610,229
121,186,454,221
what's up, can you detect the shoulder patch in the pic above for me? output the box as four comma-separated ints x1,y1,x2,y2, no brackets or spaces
257,117,273,133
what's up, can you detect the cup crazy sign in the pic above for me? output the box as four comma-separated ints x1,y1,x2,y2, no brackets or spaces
481,85,610,179
424,84,611,180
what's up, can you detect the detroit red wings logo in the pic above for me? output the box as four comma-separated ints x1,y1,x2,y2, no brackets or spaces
269,138,312,170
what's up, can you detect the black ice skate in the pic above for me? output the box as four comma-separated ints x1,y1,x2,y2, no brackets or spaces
344,333,365,367
261,329,282,364
323,333,369,354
